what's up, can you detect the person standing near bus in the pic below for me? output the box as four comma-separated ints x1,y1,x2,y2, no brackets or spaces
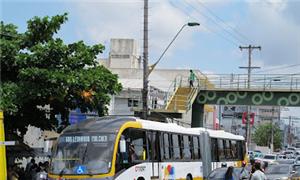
189,70,195,88
224,166,234,180
250,162,267,180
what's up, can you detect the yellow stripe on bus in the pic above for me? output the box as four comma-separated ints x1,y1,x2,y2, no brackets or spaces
0,111,7,180
48,120,142,179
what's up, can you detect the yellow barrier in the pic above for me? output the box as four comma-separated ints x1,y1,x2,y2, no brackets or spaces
0,111,7,180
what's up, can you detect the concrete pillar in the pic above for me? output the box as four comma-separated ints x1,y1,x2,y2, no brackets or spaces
191,103,204,127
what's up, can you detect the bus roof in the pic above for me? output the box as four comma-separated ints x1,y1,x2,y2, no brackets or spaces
137,119,244,141
61,116,244,141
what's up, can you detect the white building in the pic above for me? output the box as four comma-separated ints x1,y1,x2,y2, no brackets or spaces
99,38,214,126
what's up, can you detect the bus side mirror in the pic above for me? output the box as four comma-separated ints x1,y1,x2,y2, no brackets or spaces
120,138,126,153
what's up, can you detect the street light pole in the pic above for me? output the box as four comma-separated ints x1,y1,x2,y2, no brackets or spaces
148,22,200,75
142,20,200,119
142,0,149,120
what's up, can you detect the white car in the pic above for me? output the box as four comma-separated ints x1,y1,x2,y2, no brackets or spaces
261,154,277,164
296,156,300,164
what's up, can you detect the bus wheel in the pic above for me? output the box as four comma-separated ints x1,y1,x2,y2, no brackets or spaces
137,177,145,180
186,174,193,180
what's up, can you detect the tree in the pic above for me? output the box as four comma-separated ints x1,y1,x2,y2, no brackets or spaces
0,13,122,137
253,123,282,150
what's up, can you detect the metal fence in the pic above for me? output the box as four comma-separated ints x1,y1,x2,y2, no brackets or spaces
197,74,300,91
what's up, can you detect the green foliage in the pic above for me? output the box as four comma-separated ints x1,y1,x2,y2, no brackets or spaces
1,13,122,136
253,123,282,150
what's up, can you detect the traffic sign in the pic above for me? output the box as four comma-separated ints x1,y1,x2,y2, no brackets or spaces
242,112,255,125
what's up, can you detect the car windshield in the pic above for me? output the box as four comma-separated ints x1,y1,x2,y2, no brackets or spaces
265,165,290,174
50,132,116,175
264,155,276,159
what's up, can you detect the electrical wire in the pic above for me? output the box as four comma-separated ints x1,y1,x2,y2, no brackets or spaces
182,0,246,45
170,1,240,47
255,64,300,74
195,0,252,45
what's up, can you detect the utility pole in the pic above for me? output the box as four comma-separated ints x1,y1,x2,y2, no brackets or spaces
271,106,274,152
142,0,149,119
288,116,292,146
239,45,261,149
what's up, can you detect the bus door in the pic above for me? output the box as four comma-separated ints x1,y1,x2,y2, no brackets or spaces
148,131,160,178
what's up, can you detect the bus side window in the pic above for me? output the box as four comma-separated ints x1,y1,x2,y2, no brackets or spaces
129,129,148,161
237,141,245,160
192,136,200,160
231,140,238,160
225,140,232,160
197,136,202,160
148,131,160,161
211,138,218,162
218,139,225,161
182,135,191,160
171,134,181,160
163,133,170,160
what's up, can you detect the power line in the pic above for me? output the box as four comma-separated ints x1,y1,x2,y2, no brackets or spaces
195,0,252,44
171,1,240,47
182,0,246,45
255,64,300,74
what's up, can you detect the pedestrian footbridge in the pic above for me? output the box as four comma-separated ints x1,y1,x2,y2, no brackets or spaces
163,74,300,127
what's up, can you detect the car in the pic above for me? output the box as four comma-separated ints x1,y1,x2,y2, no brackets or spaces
295,156,300,164
261,154,277,164
291,164,300,180
264,164,296,180
275,159,295,165
207,167,250,180
287,147,297,152
277,154,287,160
284,150,295,158
253,150,263,158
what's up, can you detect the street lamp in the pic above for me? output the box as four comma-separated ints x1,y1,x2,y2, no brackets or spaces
148,22,200,76
142,22,200,119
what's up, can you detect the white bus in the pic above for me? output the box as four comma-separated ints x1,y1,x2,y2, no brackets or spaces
49,116,246,180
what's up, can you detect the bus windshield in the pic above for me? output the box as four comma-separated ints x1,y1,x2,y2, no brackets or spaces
50,132,116,175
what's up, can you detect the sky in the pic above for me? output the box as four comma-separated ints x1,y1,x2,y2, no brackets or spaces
1,0,299,75
1,0,299,119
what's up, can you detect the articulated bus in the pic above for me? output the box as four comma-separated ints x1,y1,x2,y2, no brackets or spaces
49,116,246,180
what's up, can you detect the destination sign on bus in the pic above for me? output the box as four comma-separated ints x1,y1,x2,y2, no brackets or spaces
62,135,108,143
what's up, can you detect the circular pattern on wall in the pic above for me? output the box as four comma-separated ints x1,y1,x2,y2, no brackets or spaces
288,93,300,105
252,94,264,105
237,91,247,99
277,97,289,106
197,94,207,104
206,91,217,101
226,92,238,104
262,92,274,101
217,97,228,105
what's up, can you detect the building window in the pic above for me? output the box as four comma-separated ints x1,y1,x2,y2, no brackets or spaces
128,98,139,107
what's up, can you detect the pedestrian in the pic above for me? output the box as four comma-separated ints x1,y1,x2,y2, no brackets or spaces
25,158,36,179
189,69,195,88
250,161,267,180
224,166,234,180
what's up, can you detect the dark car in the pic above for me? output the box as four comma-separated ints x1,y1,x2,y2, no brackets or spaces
207,167,249,180
264,164,296,180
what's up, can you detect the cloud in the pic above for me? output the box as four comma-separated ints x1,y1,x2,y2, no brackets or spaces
244,1,300,67
72,0,201,63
